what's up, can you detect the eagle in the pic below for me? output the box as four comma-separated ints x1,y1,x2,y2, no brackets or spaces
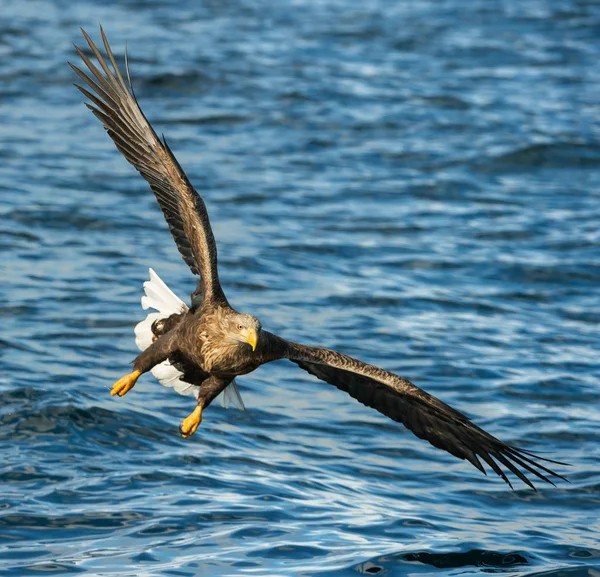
70,27,567,489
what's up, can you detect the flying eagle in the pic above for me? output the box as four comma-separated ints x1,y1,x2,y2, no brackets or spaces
70,27,567,489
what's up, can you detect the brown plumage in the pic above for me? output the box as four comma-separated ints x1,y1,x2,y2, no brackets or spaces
71,27,568,489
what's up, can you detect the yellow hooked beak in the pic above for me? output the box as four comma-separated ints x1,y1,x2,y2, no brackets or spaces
240,327,258,351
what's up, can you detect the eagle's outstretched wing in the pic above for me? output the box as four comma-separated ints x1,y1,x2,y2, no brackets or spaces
258,333,567,489
70,27,224,307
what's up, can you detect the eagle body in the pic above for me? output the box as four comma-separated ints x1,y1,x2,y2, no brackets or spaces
70,27,568,489
140,301,288,400
165,306,254,375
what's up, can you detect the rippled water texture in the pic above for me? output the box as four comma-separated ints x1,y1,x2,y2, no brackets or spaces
1,0,600,575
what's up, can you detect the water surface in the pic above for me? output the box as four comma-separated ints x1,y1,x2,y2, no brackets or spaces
1,0,599,575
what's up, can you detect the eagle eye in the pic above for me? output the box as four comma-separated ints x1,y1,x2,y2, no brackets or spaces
236,323,244,331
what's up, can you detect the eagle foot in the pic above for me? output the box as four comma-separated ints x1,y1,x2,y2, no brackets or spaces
179,406,203,438
110,370,141,397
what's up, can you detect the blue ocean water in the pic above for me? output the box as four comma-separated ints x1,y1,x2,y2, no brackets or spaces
1,0,599,574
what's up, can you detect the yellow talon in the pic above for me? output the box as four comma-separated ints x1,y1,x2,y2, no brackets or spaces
179,406,203,438
110,370,141,397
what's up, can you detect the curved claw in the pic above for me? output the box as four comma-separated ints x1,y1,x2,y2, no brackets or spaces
110,370,141,397
179,406,203,438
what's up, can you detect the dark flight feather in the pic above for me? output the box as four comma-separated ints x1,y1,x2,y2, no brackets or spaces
69,26,225,306
284,341,568,489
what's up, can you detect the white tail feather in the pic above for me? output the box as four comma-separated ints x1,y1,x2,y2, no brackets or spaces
141,268,188,314
134,312,165,351
134,268,245,409
221,380,246,410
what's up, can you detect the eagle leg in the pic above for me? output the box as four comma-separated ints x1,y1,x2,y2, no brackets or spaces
178,375,232,438
110,370,141,397
110,331,177,398
179,406,202,438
